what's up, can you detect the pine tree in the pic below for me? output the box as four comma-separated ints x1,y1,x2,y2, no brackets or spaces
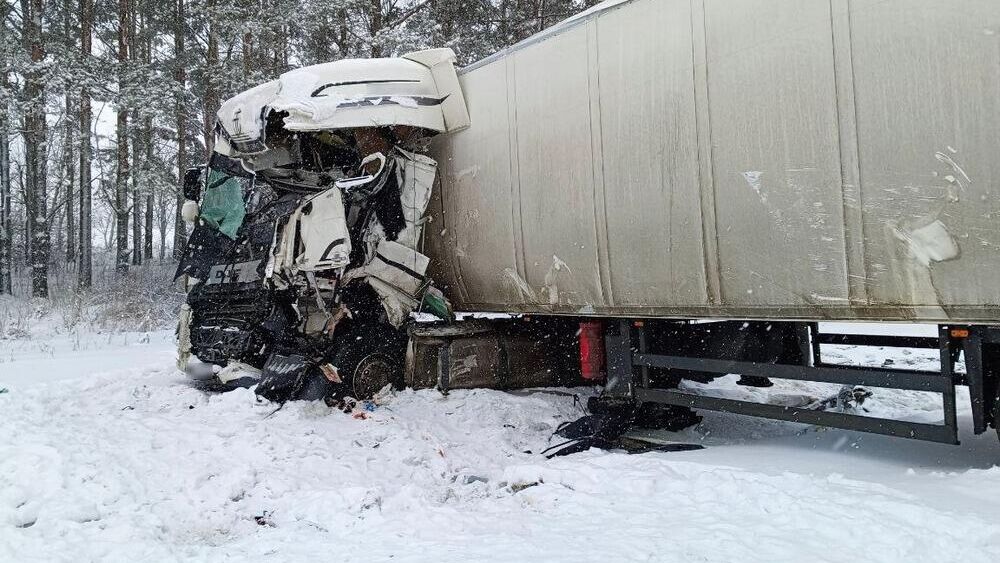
0,66,11,296
172,0,187,260
63,1,76,264
22,0,50,298
0,0,13,295
78,0,93,288
115,0,131,276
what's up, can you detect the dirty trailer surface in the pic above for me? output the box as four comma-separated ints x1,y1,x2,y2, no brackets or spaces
427,0,1000,323
1,331,998,562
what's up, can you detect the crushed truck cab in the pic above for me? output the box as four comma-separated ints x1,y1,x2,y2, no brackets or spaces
175,49,469,402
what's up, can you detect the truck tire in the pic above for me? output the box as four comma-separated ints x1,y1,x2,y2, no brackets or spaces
345,351,403,399
297,319,407,402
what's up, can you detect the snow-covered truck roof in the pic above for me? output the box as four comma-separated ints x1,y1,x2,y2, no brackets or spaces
215,48,470,158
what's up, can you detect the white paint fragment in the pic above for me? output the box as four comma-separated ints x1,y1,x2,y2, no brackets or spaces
450,354,479,379
543,256,572,306
808,293,850,304
934,151,971,191
388,96,418,108
455,166,480,181
894,219,960,267
741,171,766,203
501,268,538,303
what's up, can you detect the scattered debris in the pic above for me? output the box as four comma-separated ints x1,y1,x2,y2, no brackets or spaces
510,481,540,493
541,400,704,458
254,511,276,527
808,386,873,412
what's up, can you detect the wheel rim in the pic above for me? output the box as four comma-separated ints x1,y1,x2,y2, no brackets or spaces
352,354,395,399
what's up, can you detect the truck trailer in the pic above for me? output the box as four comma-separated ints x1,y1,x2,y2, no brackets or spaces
178,0,1000,447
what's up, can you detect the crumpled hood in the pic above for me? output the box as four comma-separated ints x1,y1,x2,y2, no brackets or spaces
216,48,470,157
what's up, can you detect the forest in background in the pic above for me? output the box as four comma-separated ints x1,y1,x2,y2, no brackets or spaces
0,0,601,299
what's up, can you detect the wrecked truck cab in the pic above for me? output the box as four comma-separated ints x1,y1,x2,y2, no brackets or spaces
176,49,467,401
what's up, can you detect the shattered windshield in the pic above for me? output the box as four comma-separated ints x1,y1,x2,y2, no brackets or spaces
198,166,247,240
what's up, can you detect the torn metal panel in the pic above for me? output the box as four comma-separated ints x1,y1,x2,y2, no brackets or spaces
275,187,352,275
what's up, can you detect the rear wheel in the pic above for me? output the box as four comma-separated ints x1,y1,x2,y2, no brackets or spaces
349,352,402,399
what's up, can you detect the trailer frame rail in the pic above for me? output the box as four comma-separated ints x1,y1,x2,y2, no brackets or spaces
604,320,1000,445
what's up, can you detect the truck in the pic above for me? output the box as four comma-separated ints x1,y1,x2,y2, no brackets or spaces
177,0,1000,447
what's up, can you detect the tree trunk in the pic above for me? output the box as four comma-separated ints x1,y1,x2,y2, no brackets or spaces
143,116,153,260
115,0,130,276
64,93,76,263
23,0,50,298
78,0,94,288
130,7,141,266
0,2,9,295
369,0,383,57
157,188,168,260
0,69,11,295
173,0,187,260
243,29,253,78
64,3,76,264
131,111,141,266
203,0,219,158
142,10,154,261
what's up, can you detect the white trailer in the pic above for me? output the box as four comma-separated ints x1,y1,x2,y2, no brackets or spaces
419,0,1000,445
426,0,1000,323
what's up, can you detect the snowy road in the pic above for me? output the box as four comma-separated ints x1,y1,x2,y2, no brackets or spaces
1,329,998,562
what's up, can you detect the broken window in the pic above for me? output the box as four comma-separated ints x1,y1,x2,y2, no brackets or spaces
199,166,247,240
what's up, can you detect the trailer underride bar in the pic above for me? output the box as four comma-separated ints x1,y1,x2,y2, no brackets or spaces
605,321,1000,445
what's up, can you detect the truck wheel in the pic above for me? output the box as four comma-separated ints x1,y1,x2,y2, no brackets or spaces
348,352,401,399
330,321,407,400
296,340,404,402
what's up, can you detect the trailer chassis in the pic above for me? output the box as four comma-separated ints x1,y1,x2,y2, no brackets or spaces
601,320,1000,444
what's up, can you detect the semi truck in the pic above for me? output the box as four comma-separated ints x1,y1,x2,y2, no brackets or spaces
177,0,1000,446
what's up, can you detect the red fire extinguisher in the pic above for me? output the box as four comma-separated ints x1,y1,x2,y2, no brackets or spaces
579,320,606,382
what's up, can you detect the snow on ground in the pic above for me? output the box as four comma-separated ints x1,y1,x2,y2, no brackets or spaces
1,326,999,562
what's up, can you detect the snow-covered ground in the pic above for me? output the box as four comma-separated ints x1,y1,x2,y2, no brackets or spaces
1,326,999,562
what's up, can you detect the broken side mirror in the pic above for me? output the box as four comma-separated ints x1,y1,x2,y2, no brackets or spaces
183,167,204,201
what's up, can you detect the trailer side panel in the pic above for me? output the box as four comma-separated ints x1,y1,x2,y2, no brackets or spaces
428,0,1000,322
